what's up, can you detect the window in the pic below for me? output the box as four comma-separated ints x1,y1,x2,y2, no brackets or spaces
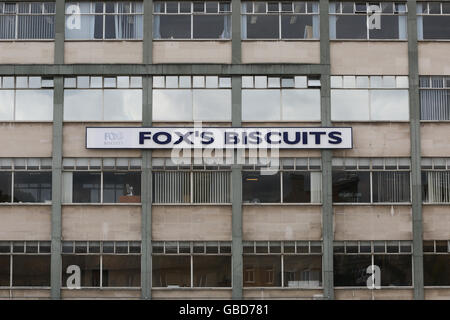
242,76,321,121
0,241,51,287
420,76,450,121
65,1,143,40
0,76,54,122
0,158,52,204
154,1,231,39
423,240,450,286
243,158,322,204
152,76,231,122
152,241,232,288
421,158,450,203
63,76,142,121
62,241,141,288
334,240,413,287
241,1,319,39
331,75,409,121
243,241,322,288
62,158,142,204
329,2,407,40
417,2,450,40
0,2,55,39
332,158,411,203
153,170,230,204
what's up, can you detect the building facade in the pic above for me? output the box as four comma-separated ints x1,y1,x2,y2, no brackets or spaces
0,0,449,300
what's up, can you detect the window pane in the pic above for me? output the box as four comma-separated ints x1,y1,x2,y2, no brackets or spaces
103,172,141,203
245,15,279,39
13,255,50,286
420,89,450,120
0,172,12,202
102,255,140,287
103,89,142,121
424,255,450,286
192,89,231,121
72,172,101,203
374,255,412,286
372,171,410,202
282,171,311,203
370,90,409,121
15,90,53,121
155,15,191,39
332,171,371,203
18,15,55,39
283,255,322,288
243,255,281,287
281,14,314,39
242,89,281,121
0,90,14,120
152,256,191,287
335,15,367,39
62,255,100,287
153,171,191,203
13,172,52,203
243,171,281,203
64,90,103,121
152,89,193,121
281,89,320,121
65,14,98,39
193,15,230,39
422,16,450,40
193,256,231,287
331,89,370,121
333,255,372,287
369,15,402,39
193,171,230,203
0,256,9,286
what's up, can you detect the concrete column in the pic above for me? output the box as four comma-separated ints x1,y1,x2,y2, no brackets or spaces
51,76,64,299
143,0,153,64
54,0,65,64
231,76,243,299
141,76,153,299
231,0,241,64
319,0,334,300
407,0,424,300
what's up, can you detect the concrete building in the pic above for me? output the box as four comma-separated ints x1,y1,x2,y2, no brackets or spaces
0,0,449,300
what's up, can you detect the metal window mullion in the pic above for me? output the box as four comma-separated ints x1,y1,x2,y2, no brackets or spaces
103,3,106,40
281,254,284,288
100,255,103,288
11,170,14,203
100,171,104,203
280,170,283,203
190,171,194,204
190,254,194,288
9,254,12,287
370,171,373,203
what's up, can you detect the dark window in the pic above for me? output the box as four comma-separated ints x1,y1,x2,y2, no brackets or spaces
332,171,371,203
246,15,279,39
281,14,314,39
283,255,322,288
193,256,231,287
335,15,367,39
424,255,450,286
102,255,140,287
243,255,281,287
152,256,191,287
334,255,371,287
157,15,191,39
72,172,101,203
422,16,450,40
374,255,412,286
12,255,50,287
13,172,51,203
0,255,9,286
103,172,141,203
193,15,229,38
282,171,311,203
0,172,12,202
242,171,280,203
62,255,100,287
369,15,400,39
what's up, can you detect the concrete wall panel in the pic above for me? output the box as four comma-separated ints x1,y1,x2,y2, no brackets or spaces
0,42,54,64
424,288,450,300
152,289,232,299
243,289,323,299
242,41,320,64
418,42,450,75
153,41,231,64
0,123,52,157
422,206,450,240
421,123,450,157
0,206,51,240
65,41,142,64
335,289,413,300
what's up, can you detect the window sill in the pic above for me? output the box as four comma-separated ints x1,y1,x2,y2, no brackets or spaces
242,286,323,290
62,203,142,206
331,120,411,123
64,39,142,42
152,203,232,206
420,120,450,123
0,203,52,206
418,40,450,42
422,203,450,205
330,39,407,42
0,40,54,42
242,39,319,42
60,287,141,290
334,286,413,290
152,287,232,290
333,203,412,206
154,39,231,42
242,203,322,206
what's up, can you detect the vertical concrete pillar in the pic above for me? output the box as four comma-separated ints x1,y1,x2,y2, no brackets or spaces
407,0,424,300
143,0,153,64
51,76,64,299
231,76,243,299
319,0,334,300
54,0,65,64
231,0,241,64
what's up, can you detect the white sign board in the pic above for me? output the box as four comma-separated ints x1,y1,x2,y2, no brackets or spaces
86,127,353,149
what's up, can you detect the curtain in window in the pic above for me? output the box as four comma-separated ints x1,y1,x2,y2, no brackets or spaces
420,89,450,120
373,171,410,202
424,171,450,203
153,2,161,39
220,15,231,39
65,3,95,39
17,14,54,39
416,3,424,40
0,15,16,39
241,3,248,39
310,172,322,203
153,171,190,203
193,171,230,203
312,3,320,39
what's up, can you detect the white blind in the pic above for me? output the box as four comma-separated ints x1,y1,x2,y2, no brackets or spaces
153,171,190,203
193,171,230,203
424,171,450,203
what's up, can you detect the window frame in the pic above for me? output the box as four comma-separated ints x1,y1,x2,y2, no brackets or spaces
417,2,450,41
